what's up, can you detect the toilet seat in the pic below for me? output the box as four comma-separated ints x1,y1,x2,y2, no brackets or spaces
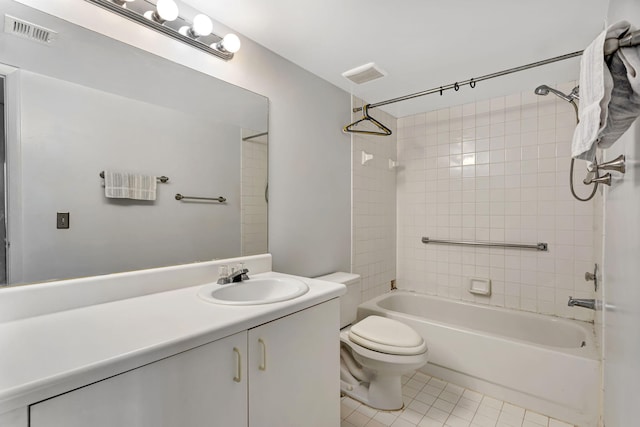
349,316,427,356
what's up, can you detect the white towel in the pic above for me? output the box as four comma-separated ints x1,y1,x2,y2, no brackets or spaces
103,171,157,201
572,21,640,161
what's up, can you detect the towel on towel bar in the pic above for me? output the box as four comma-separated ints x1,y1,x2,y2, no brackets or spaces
103,171,157,201
572,21,640,161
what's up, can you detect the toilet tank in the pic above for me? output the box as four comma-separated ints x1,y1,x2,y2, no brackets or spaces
315,272,361,328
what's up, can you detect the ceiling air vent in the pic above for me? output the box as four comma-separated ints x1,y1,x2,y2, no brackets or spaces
4,15,57,44
342,62,386,85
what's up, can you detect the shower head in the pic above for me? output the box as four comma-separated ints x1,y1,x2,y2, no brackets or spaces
534,84,580,103
534,85,577,102
535,84,580,124
534,85,552,96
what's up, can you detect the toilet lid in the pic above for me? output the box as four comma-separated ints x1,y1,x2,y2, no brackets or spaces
349,316,427,356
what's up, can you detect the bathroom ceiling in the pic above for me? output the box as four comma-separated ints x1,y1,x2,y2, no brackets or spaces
183,0,609,117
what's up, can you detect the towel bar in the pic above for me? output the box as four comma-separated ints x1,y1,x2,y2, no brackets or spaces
175,194,226,203
100,171,169,183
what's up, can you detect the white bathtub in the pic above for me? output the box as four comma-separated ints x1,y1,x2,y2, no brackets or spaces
357,291,600,427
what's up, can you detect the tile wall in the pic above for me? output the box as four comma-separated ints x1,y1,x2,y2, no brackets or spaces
351,97,398,302
241,136,269,256
396,82,600,321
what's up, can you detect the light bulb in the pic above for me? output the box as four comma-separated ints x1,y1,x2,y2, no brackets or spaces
219,33,241,53
143,0,178,24
191,14,213,37
156,0,179,22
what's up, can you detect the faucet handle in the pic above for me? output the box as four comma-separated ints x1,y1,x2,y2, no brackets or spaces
583,172,611,186
597,154,626,174
238,263,249,280
585,263,598,291
217,265,231,284
219,264,229,277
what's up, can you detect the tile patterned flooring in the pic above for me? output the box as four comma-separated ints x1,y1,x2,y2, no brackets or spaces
340,371,575,427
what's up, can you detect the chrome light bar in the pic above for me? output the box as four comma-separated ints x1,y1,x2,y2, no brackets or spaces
84,0,235,61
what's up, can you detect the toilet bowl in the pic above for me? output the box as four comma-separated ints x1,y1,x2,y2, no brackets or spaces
339,315,428,410
315,273,429,411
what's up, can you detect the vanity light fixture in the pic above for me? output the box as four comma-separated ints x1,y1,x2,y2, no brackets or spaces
112,0,134,7
84,0,240,61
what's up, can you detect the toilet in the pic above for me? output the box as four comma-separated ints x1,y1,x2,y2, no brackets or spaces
316,272,429,411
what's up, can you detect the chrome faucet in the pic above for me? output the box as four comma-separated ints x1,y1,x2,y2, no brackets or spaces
567,296,596,310
217,265,250,284
228,268,249,283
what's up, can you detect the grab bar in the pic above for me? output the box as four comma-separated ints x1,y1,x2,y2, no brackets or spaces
421,237,548,251
175,193,226,203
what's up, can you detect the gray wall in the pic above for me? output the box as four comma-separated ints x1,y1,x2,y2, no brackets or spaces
16,71,241,283
603,1,640,426
13,0,352,278
0,92,4,284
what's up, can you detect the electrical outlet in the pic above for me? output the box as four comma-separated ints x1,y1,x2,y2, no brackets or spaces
57,212,69,229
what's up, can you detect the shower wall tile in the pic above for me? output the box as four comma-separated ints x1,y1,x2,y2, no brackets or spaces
396,82,600,321
351,97,398,303
241,138,268,256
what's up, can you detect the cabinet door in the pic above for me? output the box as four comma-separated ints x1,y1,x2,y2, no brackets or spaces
248,299,340,427
30,332,248,427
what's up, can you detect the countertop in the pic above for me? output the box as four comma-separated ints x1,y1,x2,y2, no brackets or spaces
0,270,345,414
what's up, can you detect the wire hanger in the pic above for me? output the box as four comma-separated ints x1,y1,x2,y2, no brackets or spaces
343,104,392,136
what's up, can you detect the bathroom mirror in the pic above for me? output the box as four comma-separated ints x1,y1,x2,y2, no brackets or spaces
0,2,268,286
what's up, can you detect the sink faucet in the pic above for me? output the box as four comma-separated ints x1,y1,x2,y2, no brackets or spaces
229,268,249,283
568,296,596,310
217,265,250,284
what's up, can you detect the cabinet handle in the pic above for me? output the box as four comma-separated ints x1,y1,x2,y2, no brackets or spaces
233,347,242,382
258,338,267,371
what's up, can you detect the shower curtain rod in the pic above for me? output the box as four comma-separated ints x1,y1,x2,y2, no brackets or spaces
352,50,583,113
346,29,640,134
354,27,640,113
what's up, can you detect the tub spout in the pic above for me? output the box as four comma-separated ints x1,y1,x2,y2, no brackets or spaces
568,296,596,310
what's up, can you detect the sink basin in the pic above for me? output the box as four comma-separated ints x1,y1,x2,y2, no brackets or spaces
198,277,309,305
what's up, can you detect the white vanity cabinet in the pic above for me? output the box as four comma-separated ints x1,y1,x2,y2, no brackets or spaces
29,331,248,427
248,299,340,427
27,299,339,427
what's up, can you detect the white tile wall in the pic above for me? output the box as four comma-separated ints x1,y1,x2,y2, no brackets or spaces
396,82,600,321
352,97,398,302
241,137,268,256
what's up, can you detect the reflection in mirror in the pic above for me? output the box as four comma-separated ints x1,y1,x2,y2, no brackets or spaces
241,129,268,257
0,2,268,286
0,76,5,285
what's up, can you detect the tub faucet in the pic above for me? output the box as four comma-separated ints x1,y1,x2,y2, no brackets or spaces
567,296,596,310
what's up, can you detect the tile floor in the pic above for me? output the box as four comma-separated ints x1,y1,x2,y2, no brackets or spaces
340,371,575,427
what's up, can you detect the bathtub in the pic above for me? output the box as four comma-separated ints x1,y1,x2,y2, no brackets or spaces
356,291,600,427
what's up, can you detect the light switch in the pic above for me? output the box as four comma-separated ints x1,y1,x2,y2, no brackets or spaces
57,212,70,229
